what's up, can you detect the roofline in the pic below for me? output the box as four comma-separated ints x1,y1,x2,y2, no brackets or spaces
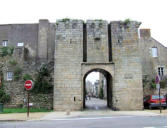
151,37,167,48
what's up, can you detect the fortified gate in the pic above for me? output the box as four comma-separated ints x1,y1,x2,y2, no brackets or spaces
0,19,145,110
54,20,143,111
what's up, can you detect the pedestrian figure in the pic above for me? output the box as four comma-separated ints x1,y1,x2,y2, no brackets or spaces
85,95,87,100
88,93,91,100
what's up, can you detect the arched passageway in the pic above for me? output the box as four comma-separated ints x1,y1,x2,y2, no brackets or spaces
83,68,113,110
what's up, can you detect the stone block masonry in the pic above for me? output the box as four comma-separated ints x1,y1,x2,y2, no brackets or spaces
111,21,143,110
86,20,109,63
54,20,83,111
53,19,143,111
2,19,164,111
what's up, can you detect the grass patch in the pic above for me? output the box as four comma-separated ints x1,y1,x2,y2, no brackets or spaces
2,108,52,114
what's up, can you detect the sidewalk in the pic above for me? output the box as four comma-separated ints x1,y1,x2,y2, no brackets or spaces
1,109,166,121
0,112,50,121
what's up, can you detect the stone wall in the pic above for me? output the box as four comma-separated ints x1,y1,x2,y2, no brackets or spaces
0,25,10,44
111,21,143,110
54,20,83,111
86,20,109,63
38,20,49,60
0,47,53,109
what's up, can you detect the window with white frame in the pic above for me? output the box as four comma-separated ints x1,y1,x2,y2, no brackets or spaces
2,40,8,47
17,42,24,47
158,67,164,79
151,47,158,57
7,72,13,81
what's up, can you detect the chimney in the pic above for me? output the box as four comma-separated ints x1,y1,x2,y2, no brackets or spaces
140,29,151,38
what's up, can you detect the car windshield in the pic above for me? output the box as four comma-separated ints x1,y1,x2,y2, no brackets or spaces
152,95,164,99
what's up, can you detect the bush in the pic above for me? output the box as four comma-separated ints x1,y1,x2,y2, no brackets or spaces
150,79,156,89
23,74,33,81
0,46,14,57
0,87,10,103
123,19,131,25
32,63,53,94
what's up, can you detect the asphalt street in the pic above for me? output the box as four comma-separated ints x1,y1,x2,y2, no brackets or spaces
0,116,167,128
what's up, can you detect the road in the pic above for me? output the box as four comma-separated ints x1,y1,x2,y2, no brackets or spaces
1,116,167,128
85,97,108,110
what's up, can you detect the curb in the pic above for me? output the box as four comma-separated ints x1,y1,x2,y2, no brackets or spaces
0,120,26,122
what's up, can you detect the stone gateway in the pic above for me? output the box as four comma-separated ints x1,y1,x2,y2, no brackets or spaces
54,20,143,111
0,19,167,111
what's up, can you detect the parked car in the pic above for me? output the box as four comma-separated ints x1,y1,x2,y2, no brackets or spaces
165,94,167,102
144,95,166,109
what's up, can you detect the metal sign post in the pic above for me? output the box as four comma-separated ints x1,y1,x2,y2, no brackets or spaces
27,92,30,117
159,86,162,113
24,80,34,118
155,75,161,113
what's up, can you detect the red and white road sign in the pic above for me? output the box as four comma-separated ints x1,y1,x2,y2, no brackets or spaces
155,75,160,84
24,80,34,91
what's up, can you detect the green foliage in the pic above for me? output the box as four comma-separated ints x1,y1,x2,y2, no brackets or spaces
0,46,14,57
32,64,53,94
0,88,10,103
0,77,10,103
2,108,52,114
95,19,103,22
61,18,70,22
13,67,22,81
124,18,131,24
123,18,131,27
23,74,33,81
99,86,104,99
150,79,156,89
9,60,17,66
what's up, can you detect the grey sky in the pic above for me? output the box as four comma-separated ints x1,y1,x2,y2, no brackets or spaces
0,0,167,47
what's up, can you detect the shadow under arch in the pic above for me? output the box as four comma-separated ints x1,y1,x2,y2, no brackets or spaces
83,68,113,109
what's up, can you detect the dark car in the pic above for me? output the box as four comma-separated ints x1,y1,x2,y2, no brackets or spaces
144,95,166,109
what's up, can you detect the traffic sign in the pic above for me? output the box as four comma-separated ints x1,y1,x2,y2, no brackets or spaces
24,80,34,91
155,75,160,84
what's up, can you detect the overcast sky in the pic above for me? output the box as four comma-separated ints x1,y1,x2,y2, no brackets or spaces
1,0,167,47
1,0,167,83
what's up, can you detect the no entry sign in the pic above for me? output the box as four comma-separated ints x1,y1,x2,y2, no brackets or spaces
24,80,34,91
